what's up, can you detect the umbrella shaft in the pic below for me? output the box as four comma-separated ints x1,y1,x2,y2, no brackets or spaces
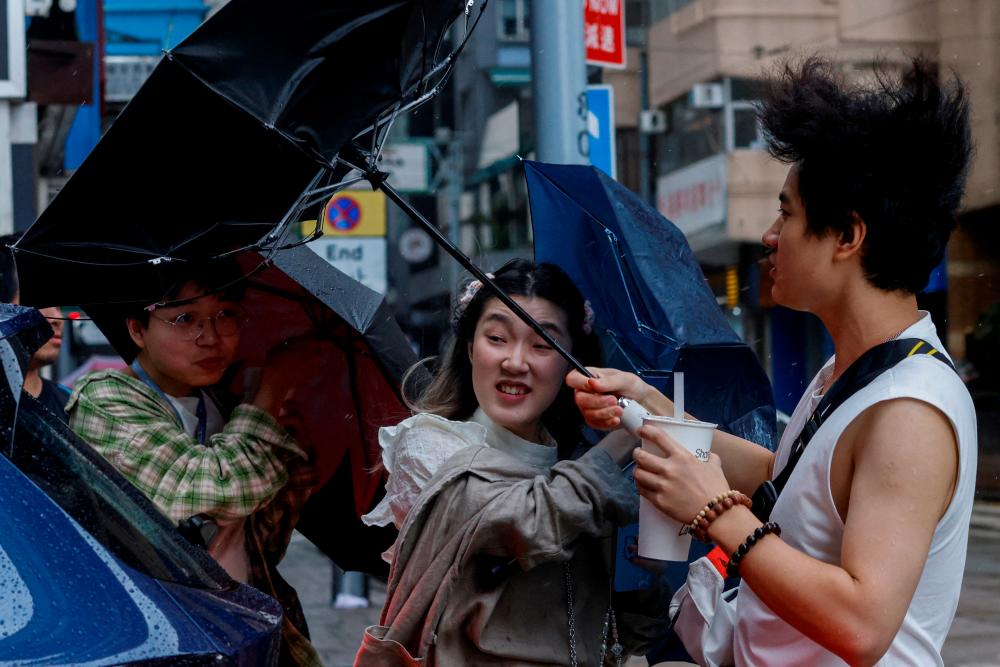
378,179,592,378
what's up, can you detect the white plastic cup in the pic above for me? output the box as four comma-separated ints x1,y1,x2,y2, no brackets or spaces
637,415,716,561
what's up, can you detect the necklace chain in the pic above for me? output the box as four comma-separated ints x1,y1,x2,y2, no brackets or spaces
563,562,623,667
824,324,909,392
565,563,578,667
878,325,908,345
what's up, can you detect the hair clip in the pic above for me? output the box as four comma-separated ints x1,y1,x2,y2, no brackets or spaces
582,300,595,334
454,273,495,319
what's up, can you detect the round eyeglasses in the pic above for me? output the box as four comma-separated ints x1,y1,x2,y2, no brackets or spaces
150,307,247,341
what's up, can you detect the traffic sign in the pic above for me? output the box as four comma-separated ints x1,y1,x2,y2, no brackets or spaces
585,0,626,69
586,85,616,179
308,237,387,295
312,189,387,236
398,227,434,264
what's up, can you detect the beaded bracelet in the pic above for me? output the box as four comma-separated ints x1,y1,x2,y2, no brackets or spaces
687,490,753,542
726,521,781,577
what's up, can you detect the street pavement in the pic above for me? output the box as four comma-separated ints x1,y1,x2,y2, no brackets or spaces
279,501,1000,667
945,502,1000,667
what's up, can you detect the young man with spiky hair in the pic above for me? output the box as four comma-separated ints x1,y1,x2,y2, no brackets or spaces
569,57,976,665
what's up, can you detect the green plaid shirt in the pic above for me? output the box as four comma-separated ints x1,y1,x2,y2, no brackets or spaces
68,370,323,667
67,370,305,523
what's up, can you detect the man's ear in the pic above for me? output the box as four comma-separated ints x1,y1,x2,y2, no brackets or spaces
835,211,866,261
126,317,147,350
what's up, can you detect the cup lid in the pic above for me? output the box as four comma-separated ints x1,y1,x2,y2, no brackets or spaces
641,415,717,429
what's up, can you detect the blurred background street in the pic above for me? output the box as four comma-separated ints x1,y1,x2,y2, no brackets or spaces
280,501,1000,667
6,1,1000,665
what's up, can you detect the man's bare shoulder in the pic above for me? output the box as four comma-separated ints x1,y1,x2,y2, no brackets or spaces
844,397,958,514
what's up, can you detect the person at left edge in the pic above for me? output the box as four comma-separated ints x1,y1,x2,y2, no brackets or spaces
0,232,70,420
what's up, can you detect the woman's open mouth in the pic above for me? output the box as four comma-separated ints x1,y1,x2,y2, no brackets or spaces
497,382,530,397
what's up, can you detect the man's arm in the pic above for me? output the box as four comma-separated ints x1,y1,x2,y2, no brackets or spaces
708,429,774,496
702,398,958,665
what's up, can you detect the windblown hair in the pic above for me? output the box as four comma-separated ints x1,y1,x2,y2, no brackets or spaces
757,57,972,293
404,259,601,459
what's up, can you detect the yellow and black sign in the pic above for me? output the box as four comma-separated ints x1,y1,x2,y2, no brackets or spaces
302,190,387,237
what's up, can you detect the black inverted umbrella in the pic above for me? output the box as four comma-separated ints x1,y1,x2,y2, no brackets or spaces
12,0,588,574
13,0,475,308
15,0,586,380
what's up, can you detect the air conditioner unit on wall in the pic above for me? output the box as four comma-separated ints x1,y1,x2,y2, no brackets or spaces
690,82,724,109
639,109,666,134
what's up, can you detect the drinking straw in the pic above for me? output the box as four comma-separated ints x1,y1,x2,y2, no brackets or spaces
674,372,684,421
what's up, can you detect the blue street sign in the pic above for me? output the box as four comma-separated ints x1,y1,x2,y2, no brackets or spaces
586,85,616,179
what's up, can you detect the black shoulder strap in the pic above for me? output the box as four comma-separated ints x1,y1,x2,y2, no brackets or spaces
751,338,956,522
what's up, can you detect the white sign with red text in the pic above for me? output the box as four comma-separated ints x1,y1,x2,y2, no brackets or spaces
656,155,727,236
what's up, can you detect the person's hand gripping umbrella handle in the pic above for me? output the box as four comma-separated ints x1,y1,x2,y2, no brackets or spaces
617,397,652,435
619,372,685,435
570,369,686,437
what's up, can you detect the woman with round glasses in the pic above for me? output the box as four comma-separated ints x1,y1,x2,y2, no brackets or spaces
68,260,325,667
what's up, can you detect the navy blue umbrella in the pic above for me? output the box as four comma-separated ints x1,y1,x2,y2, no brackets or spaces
525,160,775,446
525,161,776,655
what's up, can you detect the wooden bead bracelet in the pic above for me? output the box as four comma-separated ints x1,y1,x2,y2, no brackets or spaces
687,490,753,543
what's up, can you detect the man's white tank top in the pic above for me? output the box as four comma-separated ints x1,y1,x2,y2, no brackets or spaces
732,313,977,666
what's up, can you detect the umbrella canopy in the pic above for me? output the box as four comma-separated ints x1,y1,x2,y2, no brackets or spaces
85,246,420,573
13,0,471,308
525,160,775,443
525,160,777,660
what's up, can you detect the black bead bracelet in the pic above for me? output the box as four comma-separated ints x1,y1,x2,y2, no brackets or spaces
727,521,781,577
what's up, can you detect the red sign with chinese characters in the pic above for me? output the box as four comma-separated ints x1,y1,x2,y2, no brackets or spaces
585,0,626,69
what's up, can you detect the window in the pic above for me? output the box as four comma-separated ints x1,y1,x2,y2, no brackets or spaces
733,108,763,149
498,0,530,41
730,77,762,102
650,0,697,23
656,95,723,175
729,77,763,150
